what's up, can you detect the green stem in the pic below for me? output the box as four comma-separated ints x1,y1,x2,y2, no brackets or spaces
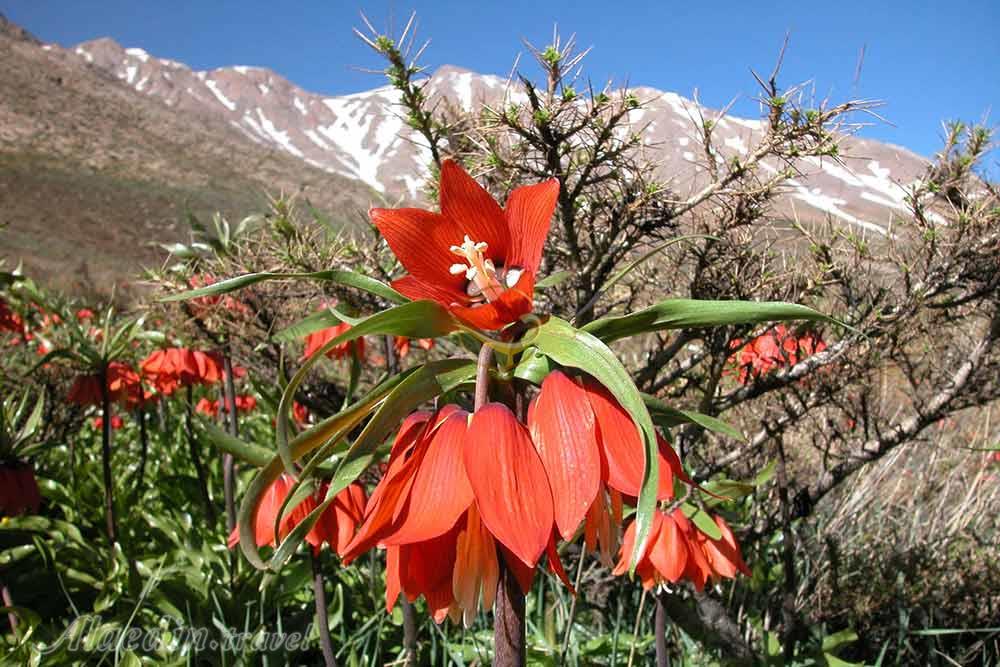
99,366,117,544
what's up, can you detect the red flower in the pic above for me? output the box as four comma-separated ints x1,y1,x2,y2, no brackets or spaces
394,336,435,360
527,370,684,564
371,159,559,330
0,300,24,334
92,415,125,430
292,401,310,427
0,462,42,516
227,475,367,556
302,322,365,361
613,509,750,591
68,362,141,407
76,308,95,321
729,326,827,384
195,398,219,418
140,348,224,395
343,405,570,623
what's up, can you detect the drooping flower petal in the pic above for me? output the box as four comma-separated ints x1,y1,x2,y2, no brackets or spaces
452,504,499,626
505,178,560,274
371,207,468,298
700,515,751,579
439,159,510,263
386,410,474,545
463,403,553,567
648,512,688,583
586,379,675,500
528,371,602,540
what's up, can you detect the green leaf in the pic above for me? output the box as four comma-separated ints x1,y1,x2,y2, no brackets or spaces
698,479,756,505
583,298,837,343
513,348,553,385
237,387,393,569
536,270,573,289
822,629,859,653
530,316,658,571
160,269,407,305
642,393,743,440
681,502,723,540
266,359,476,570
272,308,346,343
275,300,459,475
201,423,274,467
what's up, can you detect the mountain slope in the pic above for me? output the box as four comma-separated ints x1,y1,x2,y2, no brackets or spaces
2,13,940,293
0,15,376,292
66,35,933,235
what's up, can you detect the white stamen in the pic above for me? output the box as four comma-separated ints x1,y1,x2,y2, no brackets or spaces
450,263,469,275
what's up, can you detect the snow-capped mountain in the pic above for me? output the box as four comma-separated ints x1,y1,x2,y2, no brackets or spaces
62,36,935,236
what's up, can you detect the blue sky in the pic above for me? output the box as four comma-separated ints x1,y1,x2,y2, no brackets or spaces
4,1,997,160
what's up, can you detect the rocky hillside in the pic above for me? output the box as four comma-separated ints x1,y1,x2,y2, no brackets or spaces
66,34,933,237
0,15,375,292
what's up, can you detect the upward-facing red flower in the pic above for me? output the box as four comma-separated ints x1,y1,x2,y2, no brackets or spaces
371,160,560,330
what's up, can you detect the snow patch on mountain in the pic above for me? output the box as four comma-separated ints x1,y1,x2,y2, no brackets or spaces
206,79,237,111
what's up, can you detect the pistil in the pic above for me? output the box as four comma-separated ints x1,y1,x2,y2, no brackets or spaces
449,236,505,302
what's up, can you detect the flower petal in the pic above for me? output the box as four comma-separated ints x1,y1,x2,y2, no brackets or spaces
391,276,467,309
648,512,687,583
386,410,474,544
371,207,467,296
586,379,674,500
528,371,601,540
505,178,559,274
439,160,509,262
464,403,553,567
449,271,534,331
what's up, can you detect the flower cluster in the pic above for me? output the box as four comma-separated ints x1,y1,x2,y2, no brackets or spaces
614,509,749,591
728,324,827,384
230,474,367,557
195,395,258,418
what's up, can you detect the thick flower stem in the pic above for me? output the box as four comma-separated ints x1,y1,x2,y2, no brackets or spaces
99,367,117,545
654,590,669,667
311,550,338,667
185,385,216,524
494,559,527,667
384,336,419,667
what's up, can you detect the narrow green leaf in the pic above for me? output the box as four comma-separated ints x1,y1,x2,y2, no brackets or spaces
275,300,459,475
584,298,837,343
642,393,743,440
201,423,273,467
266,359,476,570
272,309,345,343
531,316,658,572
536,270,573,289
161,269,407,305
681,502,723,540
